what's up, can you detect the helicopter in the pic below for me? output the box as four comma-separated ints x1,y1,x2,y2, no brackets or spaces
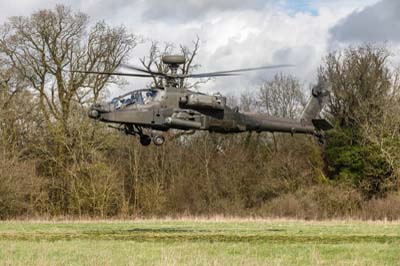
74,55,332,146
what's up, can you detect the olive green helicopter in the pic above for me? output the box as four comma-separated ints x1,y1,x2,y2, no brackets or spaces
73,55,332,146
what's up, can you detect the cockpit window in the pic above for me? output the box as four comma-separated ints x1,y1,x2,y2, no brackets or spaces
111,89,161,109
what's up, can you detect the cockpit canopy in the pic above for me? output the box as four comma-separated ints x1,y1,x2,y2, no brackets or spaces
110,88,163,109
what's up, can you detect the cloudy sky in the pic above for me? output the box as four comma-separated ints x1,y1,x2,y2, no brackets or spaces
0,0,399,96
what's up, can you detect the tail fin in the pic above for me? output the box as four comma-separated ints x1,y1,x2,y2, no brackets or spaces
301,81,331,128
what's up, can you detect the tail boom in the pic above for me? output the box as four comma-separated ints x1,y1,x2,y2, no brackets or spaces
241,81,332,135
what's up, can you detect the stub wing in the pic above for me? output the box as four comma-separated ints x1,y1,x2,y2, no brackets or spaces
312,119,333,131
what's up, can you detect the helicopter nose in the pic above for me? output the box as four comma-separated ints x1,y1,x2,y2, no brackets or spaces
88,109,100,119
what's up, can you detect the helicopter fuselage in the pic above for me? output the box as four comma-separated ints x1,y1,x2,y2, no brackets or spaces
79,55,331,146
90,86,322,145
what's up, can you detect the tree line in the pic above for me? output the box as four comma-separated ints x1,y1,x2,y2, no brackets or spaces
1,6,400,219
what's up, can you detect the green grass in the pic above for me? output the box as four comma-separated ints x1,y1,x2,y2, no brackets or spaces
0,219,399,265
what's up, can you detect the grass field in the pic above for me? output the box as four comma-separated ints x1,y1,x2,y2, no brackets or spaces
0,219,399,265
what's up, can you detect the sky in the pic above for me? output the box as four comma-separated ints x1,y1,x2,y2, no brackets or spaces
0,0,398,96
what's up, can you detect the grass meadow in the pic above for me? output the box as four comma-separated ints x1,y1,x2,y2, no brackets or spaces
0,219,399,265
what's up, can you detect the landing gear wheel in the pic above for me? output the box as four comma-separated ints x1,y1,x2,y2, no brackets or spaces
153,135,165,146
139,135,151,146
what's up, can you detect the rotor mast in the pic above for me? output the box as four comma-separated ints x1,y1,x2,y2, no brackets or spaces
162,55,186,88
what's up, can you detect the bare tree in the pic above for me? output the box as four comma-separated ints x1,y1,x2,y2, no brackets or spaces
0,5,140,216
257,73,305,119
139,36,204,88
0,5,138,134
320,44,399,197
240,91,256,112
319,45,391,128
360,68,400,172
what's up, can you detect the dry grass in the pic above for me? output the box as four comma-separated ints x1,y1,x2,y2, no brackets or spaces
4,215,400,225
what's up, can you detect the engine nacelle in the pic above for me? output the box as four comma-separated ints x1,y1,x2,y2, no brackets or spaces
179,94,226,111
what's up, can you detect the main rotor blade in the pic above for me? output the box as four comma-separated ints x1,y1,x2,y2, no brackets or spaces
71,70,153,78
189,64,294,77
121,64,167,77
185,73,240,78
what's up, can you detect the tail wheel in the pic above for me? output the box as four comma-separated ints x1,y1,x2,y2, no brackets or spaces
315,132,326,147
139,135,152,146
153,135,165,146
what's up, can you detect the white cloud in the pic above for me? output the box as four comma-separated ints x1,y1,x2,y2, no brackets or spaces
0,0,385,97
331,0,400,42
116,6,353,95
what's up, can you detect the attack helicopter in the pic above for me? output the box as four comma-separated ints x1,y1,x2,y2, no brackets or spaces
74,55,332,146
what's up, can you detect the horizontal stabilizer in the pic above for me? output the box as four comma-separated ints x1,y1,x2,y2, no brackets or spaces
312,119,333,131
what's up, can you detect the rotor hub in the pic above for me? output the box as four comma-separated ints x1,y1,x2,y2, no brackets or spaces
162,55,186,66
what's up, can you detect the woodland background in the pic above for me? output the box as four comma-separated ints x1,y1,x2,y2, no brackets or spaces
1,6,400,220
